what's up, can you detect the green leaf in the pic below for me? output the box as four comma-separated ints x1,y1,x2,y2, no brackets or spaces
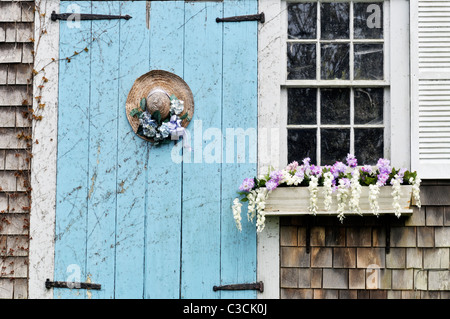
170,94,177,101
140,98,147,111
153,110,161,125
179,112,188,120
129,108,142,118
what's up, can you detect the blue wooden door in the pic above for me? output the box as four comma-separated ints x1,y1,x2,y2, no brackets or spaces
54,1,257,299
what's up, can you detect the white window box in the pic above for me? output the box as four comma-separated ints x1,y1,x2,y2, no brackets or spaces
264,185,414,216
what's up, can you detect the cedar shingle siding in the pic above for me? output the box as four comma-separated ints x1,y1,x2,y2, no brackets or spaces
0,0,34,299
280,183,450,299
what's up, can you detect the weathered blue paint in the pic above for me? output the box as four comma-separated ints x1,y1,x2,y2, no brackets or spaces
55,0,258,299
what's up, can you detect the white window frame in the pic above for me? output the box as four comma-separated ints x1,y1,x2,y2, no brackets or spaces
257,0,410,299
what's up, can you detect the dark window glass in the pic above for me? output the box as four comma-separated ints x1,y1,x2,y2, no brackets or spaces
321,88,350,125
354,88,384,124
288,88,317,125
354,128,384,165
321,43,350,80
321,129,350,165
354,44,384,80
321,2,350,40
288,3,317,39
288,129,317,164
287,43,317,80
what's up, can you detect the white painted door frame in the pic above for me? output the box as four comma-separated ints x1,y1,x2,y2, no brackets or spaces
29,0,60,299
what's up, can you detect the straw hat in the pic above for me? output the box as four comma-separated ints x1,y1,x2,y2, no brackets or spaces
125,70,194,141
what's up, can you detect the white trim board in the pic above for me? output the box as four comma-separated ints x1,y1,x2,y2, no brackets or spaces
29,0,60,299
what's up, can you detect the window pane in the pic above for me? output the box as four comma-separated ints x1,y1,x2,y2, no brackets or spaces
354,2,383,39
321,129,350,165
288,129,317,164
354,44,384,80
288,2,317,39
354,128,384,165
288,88,317,125
354,88,384,124
287,43,316,80
321,88,350,125
320,2,350,40
321,43,350,80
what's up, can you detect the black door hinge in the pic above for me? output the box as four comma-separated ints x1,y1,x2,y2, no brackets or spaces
216,12,265,23
213,281,264,293
45,279,101,290
51,11,131,22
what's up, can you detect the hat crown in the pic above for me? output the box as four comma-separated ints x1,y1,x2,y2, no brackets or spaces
146,89,171,119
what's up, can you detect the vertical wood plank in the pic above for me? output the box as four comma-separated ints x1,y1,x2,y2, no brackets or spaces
144,1,184,299
86,0,120,299
54,0,92,299
182,1,223,299
220,0,258,299
114,0,149,299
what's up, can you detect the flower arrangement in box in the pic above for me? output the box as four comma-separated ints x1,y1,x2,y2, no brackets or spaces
232,154,421,232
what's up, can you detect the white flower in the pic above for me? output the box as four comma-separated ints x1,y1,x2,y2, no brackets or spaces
323,172,333,211
255,188,269,232
170,98,184,115
308,176,319,215
391,175,402,218
369,184,380,216
247,190,257,222
232,198,242,231
337,179,350,223
410,176,421,208
349,169,362,215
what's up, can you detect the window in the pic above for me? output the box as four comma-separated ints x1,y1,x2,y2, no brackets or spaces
282,0,389,166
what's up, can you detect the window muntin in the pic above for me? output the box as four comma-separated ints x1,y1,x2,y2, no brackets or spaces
284,0,389,166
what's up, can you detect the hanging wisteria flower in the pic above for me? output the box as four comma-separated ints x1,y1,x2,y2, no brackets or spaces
369,184,380,216
239,178,255,192
323,172,334,211
247,190,257,222
410,176,422,208
308,176,319,215
337,178,350,223
391,175,402,218
232,198,242,232
349,169,362,215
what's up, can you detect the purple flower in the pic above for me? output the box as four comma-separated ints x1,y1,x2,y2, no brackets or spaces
377,158,391,175
377,172,389,186
265,179,278,191
346,153,358,168
361,165,373,174
310,165,322,177
239,178,255,192
269,170,283,183
331,161,347,178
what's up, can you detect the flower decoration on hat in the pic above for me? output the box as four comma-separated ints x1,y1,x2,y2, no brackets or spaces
129,90,190,145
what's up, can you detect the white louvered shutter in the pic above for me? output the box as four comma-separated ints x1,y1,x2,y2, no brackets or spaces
411,0,450,178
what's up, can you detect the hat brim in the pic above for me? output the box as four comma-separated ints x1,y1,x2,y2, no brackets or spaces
125,70,194,142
